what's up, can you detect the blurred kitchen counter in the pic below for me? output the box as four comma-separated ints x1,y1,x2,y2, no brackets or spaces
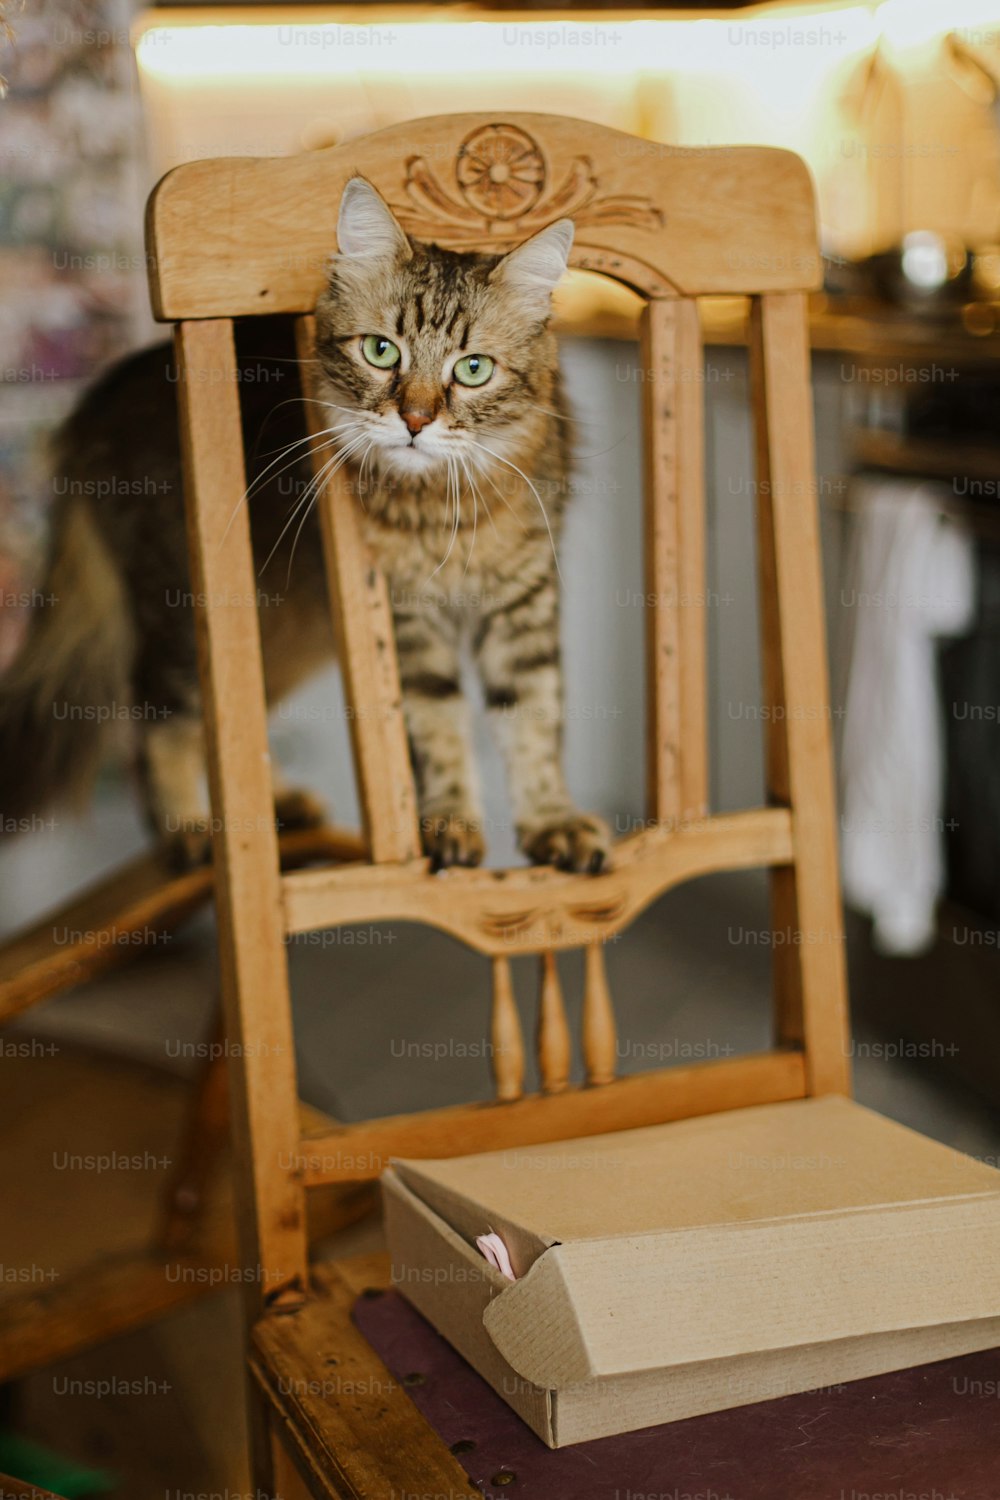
554,276,1000,363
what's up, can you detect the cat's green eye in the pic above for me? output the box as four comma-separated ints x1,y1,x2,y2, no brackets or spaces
361,335,401,369
453,354,494,388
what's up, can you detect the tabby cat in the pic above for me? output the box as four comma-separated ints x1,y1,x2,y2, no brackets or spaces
0,178,610,873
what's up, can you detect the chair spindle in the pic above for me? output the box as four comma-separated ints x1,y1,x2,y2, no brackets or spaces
490,956,525,1102
537,950,571,1093
582,943,617,1086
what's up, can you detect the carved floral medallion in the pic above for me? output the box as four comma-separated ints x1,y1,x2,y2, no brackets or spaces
390,122,663,247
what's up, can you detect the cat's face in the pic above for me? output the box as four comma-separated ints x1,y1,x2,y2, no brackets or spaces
313,178,572,490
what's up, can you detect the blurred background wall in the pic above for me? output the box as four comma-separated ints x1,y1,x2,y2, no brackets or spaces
1,0,148,671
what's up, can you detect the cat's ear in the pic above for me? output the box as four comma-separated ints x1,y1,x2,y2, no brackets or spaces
491,219,574,313
335,176,411,264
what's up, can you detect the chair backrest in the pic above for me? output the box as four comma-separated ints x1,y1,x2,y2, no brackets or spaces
147,113,851,1312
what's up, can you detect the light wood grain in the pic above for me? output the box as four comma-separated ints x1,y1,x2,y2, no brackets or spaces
0,827,363,1025
748,304,802,1052
537,950,572,1094
298,1049,807,1184
640,298,708,824
748,294,852,1096
281,808,794,952
0,1248,218,1387
674,299,709,822
582,943,617,1086
269,1425,317,1500
490,955,525,1103
147,114,820,320
0,850,206,1024
251,1263,480,1500
175,319,309,1307
640,300,681,821
295,317,421,864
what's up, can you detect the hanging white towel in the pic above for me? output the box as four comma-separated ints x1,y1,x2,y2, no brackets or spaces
840,479,975,956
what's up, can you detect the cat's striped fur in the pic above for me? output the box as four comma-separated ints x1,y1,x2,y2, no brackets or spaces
0,179,609,873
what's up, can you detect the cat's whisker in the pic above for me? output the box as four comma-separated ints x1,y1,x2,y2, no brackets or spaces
469,459,527,531
455,440,522,524
426,468,450,583
228,420,366,548
286,436,374,586
462,460,479,576
362,440,377,509
257,389,366,416
460,455,497,543
257,432,370,580
443,458,458,565
242,432,354,538
253,393,355,432
464,438,562,579
467,461,496,533
247,392,367,476
355,439,376,512
279,484,330,589
532,404,602,428
254,411,367,462
574,434,631,462
258,445,354,583
245,425,369,533
287,432,372,560
240,354,323,365
295,396,376,417
346,436,376,513
253,420,366,483
429,456,461,581
451,458,463,562
249,417,358,479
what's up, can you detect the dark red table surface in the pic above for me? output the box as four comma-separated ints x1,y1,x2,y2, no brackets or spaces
353,1290,1000,1500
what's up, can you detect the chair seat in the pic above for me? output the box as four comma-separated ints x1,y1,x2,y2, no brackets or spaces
252,1252,1000,1500
250,1255,478,1500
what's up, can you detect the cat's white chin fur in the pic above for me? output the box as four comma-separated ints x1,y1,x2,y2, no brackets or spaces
377,440,448,477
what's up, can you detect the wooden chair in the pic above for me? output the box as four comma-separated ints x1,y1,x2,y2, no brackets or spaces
145,112,851,1498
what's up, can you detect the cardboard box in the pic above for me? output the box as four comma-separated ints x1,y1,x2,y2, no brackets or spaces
383,1097,1000,1446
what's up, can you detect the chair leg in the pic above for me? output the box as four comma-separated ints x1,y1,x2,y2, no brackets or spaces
245,1380,279,1500
157,997,230,1254
268,1418,315,1500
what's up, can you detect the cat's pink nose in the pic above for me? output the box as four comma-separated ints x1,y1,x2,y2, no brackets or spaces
402,410,433,436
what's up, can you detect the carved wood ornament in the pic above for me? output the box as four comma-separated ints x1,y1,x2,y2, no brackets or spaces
390,122,664,247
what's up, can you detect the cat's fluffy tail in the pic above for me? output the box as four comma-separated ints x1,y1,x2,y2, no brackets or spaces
0,500,132,832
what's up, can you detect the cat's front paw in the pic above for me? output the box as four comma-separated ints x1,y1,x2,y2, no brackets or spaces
522,812,611,875
274,785,327,832
421,812,485,872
